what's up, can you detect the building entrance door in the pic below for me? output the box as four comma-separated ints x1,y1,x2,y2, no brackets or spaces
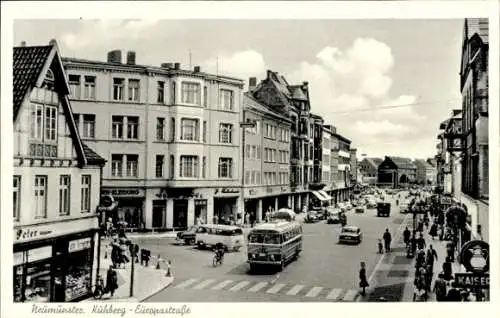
152,200,165,228
173,199,188,230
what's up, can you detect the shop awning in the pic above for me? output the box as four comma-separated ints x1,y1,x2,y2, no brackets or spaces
318,190,333,201
312,191,328,201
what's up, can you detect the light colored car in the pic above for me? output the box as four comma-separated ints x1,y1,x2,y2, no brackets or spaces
338,226,363,244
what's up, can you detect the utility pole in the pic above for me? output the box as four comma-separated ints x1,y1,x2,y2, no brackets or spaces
129,245,135,297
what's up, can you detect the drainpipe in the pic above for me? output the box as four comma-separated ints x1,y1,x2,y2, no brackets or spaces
143,74,150,231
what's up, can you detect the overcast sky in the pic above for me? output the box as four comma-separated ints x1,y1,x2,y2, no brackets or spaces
14,19,466,160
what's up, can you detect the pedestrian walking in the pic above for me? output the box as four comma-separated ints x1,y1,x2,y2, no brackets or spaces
416,233,426,250
429,223,438,240
377,239,383,254
442,259,453,281
433,273,448,301
106,265,118,297
426,245,438,268
425,263,433,292
446,283,462,301
417,220,424,233
446,242,455,262
359,262,369,296
382,229,392,253
403,227,411,247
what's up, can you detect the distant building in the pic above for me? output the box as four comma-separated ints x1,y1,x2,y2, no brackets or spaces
377,156,417,188
359,158,382,186
349,148,358,184
414,159,435,185
13,40,105,302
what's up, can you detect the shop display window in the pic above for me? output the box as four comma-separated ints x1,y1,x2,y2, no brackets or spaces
24,262,51,302
65,248,92,301
14,266,24,302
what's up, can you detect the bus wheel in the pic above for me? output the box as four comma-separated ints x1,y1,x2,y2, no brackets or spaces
197,241,204,249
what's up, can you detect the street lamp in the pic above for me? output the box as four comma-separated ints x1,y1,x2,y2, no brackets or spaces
240,117,256,226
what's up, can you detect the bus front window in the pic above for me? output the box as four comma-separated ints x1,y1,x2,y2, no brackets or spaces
249,232,280,244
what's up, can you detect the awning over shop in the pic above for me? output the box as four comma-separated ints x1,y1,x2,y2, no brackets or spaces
318,190,333,201
312,191,328,201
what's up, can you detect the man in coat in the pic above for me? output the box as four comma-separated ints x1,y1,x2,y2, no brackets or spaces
383,229,392,253
106,265,118,297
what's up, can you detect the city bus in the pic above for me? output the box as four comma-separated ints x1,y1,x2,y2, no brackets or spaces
247,219,303,272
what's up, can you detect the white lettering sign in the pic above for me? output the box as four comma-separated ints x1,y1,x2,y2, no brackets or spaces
14,252,25,266
27,246,52,263
68,238,92,253
14,217,98,244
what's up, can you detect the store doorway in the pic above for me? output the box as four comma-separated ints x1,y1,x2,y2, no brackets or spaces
173,199,188,230
152,200,166,229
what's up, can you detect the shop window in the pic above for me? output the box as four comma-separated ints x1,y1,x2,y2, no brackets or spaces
24,262,51,302
195,199,208,224
65,238,93,301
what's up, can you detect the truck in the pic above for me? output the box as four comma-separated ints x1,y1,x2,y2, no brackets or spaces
376,202,391,217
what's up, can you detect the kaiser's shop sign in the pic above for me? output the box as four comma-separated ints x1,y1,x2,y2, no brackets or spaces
460,240,489,273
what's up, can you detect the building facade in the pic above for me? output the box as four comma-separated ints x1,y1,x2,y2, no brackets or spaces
13,41,105,302
377,156,417,188
242,89,292,223
413,159,435,185
349,148,358,185
249,70,313,213
359,158,382,186
330,131,352,202
63,50,244,230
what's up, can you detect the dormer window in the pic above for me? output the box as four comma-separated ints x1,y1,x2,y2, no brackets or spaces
42,69,55,90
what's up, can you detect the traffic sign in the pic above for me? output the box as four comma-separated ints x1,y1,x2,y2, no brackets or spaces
460,240,489,273
454,273,489,288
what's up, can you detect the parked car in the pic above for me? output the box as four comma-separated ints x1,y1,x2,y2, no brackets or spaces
345,202,353,210
338,226,363,244
176,225,200,245
399,201,410,214
366,200,377,209
355,207,365,214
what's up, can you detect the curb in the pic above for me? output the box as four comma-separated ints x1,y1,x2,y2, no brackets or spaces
138,276,175,302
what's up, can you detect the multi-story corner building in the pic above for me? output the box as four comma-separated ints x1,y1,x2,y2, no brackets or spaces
63,50,244,230
13,40,105,302
359,157,382,186
330,130,352,203
325,125,339,201
249,70,313,213
242,84,292,223
458,18,489,241
413,159,435,185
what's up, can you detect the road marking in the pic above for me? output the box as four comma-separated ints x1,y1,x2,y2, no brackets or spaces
248,282,268,292
343,289,359,301
211,280,234,291
305,286,323,298
286,285,304,296
266,283,286,294
174,278,199,289
228,281,250,292
192,279,216,290
367,213,411,285
325,288,343,300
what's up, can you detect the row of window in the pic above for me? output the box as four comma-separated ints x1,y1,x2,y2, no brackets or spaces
112,154,234,179
13,175,91,221
74,114,234,144
68,75,235,110
245,144,262,160
263,148,290,164
263,172,290,186
29,87,59,158
264,123,290,142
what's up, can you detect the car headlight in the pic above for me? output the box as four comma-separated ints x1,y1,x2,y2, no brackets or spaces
270,254,275,261
252,253,256,259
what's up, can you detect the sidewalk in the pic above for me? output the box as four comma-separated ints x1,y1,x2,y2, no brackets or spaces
83,242,175,302
401,225,462,301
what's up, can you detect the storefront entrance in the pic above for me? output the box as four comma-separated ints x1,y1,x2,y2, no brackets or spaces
173,199,188,230
278,195,289,209
152,200,166,228
194,199,208,224
116,198,144,230
214,197,237,224
14,230,96,302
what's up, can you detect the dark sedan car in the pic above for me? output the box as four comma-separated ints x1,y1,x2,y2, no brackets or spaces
305,211,321,223
338,226,363,244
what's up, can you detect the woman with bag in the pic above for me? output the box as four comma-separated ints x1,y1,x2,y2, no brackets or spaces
359,261,369,296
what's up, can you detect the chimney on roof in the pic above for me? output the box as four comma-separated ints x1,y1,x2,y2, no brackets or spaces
248,77,257,92
20,41,27,47
267,70,273,79
194,66,201,73
126,51,136,65
107,50,122,64
161,63,173,69
302,81,309,89
174,62,181,70
49,38,58,47
452,109,462,116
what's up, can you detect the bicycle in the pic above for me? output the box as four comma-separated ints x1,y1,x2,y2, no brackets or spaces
213,251,224,267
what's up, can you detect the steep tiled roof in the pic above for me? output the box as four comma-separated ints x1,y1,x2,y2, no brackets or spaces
388,156,417,170
82,143,106,165
13,45,53,119
290,86,308,101
466,18,488,44
366,158,383,168
414,159,433,170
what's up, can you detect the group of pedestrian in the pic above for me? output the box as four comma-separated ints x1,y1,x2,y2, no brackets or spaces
378,228,392,253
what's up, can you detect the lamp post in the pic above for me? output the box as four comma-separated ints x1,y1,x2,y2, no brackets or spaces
240,116,256,226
